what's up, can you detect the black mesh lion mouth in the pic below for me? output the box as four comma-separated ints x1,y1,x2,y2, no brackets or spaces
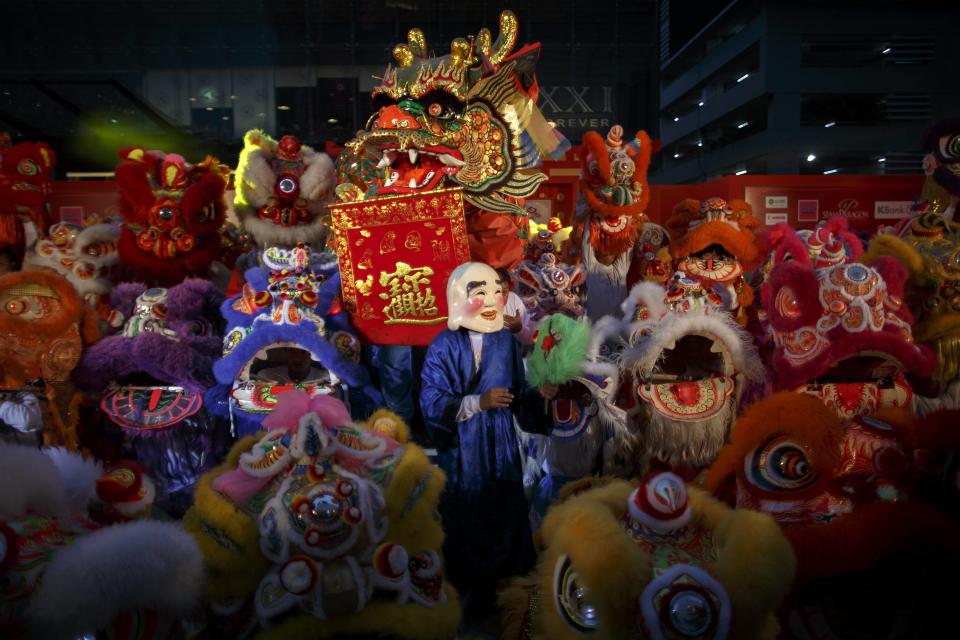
652,335,730,382
814,354,901,385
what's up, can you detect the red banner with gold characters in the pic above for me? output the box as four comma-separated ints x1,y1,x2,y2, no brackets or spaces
330,187,470,345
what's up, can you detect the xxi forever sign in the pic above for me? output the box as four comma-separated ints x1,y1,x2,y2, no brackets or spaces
538,86,615,133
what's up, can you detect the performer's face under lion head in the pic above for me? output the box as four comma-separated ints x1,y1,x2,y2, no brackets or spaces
577,125,653,261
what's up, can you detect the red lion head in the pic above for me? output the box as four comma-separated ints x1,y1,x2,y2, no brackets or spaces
761,220,936,406
0,138,57,263
114,148,230,286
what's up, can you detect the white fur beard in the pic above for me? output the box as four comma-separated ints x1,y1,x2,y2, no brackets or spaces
640,399,733,468
606,399,734,477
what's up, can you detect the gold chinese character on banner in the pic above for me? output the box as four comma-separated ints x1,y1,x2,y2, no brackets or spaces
378,262,443,325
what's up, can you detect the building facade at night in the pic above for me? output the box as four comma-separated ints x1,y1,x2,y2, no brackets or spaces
654,0,960,183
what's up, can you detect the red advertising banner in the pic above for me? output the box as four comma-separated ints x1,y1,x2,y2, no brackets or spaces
741,176,923,233
537,164,925,232
329,188,471,346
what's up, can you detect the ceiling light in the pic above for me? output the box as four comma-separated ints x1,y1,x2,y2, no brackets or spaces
258,112,266,117
229,94,238,100
673,152,682,158
109,118,118,124
698,100,704,107
697,140,703,147
205,107,214,111
806,153,816,162
823,168,839,175
878,157,886,163
824,121,836,128
735,169,747,176
327,117,338,124
222,116,230,121
277,105,291,111
737,73,749,83
673,116,679,122
882,47,892,54
188,97,197,102
737,121,749,129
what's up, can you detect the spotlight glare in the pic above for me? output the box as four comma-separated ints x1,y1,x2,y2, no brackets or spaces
735,169,747,176
737,121,749,129
878,157,886,163
277,105,291,111
823,168,839,175
698,100,704,107
737,73,749,83
824,121,836,128
882,47,892,54
673,116,679,122
806,153,816,162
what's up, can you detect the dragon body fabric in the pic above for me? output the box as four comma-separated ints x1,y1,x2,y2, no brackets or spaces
0,138,56,267
335,10,569,270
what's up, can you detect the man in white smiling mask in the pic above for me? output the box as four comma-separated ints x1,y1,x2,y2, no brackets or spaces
420,261,556,616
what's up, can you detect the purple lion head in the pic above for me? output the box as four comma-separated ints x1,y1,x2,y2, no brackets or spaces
513,253,586,321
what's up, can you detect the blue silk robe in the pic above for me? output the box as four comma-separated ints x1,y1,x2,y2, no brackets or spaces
420,327,550,593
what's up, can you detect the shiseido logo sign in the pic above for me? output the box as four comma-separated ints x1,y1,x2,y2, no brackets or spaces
538,86,614,129
823,198,869,220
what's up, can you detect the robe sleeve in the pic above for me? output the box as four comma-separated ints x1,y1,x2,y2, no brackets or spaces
420,332,467,449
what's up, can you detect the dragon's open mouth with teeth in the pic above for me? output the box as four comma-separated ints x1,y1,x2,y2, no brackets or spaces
374,145,465,194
